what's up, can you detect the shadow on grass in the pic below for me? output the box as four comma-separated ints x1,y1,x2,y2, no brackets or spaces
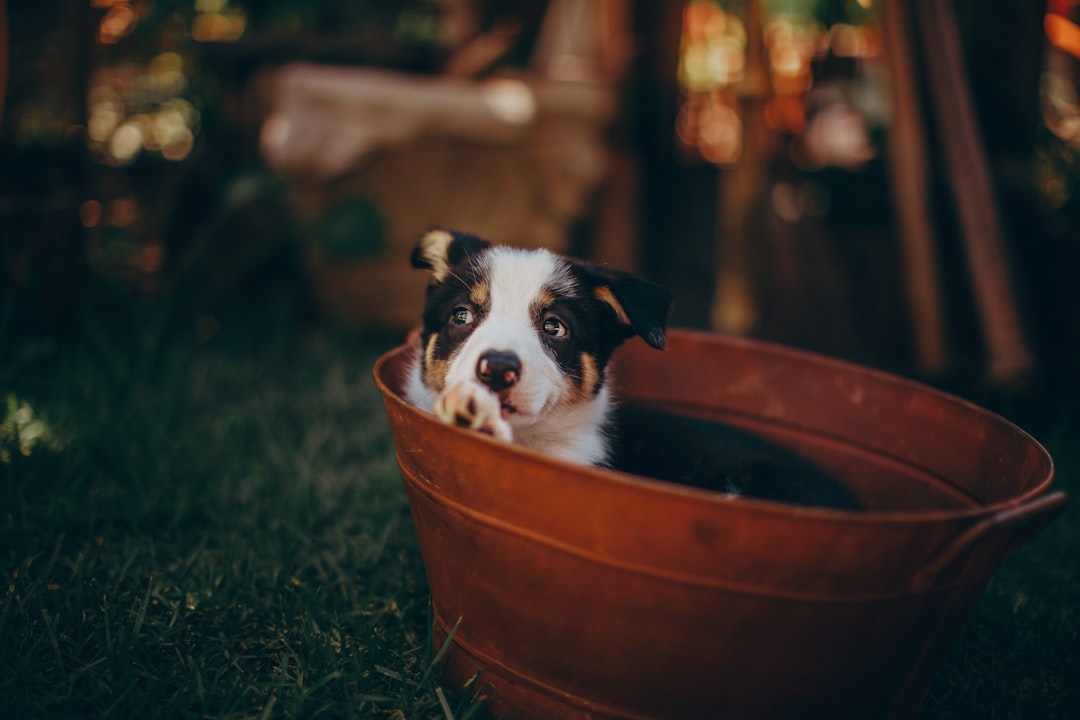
1,284,491,719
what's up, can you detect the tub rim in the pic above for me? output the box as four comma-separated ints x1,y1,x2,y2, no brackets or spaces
372,327,1058,527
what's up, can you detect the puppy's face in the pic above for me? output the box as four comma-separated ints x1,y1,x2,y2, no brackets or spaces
411,229,670,431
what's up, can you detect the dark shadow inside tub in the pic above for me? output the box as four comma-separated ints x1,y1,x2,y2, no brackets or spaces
607,403,862,511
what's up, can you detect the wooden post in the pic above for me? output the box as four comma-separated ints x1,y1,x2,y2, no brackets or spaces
915,0,1034,385
712,0,769,336
881,0,948,374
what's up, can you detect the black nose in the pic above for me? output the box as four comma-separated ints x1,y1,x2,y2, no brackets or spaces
476,350,521,392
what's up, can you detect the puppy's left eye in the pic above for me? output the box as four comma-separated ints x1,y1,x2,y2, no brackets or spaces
451,307,474,325
542,314,569,338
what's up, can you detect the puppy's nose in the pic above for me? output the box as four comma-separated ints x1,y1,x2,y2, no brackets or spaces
476,350,521,392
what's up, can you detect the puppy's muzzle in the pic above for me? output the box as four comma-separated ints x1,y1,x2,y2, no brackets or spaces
477,350,521,392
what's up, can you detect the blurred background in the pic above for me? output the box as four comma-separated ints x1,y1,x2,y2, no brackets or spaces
3,4,1079,717
1,0,1079,395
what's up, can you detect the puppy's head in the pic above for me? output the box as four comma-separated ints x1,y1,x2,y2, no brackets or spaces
411,228,671,429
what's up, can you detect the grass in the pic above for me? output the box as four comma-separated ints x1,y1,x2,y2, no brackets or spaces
1,281,490,719
1,271,1077,719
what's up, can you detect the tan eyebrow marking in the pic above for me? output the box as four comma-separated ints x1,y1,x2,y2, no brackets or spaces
578,352,600,396
593,286,630,325
416,229,455,284
470,281,489,309
531,286,556,317
423,332,449,391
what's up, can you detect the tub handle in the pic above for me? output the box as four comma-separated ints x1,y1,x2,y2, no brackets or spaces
911,491,1068,593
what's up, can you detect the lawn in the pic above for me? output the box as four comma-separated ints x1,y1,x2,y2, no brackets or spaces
1,279,488,719
2,270,1077,719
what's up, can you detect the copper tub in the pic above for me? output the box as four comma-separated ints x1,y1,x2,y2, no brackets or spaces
373,329,1065,719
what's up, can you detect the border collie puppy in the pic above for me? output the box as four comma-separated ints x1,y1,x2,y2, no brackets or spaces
404,228,671,466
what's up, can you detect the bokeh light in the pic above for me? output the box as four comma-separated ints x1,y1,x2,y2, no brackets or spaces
679,2,747,93
80,200,104,229
98,4,139,44
676,1,882,167
87,53,200,165
191,3,247,43
109,120,146,164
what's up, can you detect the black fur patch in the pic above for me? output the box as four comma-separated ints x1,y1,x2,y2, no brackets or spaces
531,269,627,393
532,260,670,392
419,255,491,380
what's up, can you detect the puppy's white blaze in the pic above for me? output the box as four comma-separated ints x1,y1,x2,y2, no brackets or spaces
485,247,577,314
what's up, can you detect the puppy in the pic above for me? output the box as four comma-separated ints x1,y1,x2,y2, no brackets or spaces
402,229,860,509
404,228,671,466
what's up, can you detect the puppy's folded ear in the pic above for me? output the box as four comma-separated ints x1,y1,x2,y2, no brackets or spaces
584,264,672,350
411,228,490,284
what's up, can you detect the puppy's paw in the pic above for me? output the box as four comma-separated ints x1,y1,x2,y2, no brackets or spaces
433,382,513,441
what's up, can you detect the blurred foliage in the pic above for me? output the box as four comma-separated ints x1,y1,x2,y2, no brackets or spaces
0,393,66,464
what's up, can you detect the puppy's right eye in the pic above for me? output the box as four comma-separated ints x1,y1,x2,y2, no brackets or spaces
451,307,474,326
